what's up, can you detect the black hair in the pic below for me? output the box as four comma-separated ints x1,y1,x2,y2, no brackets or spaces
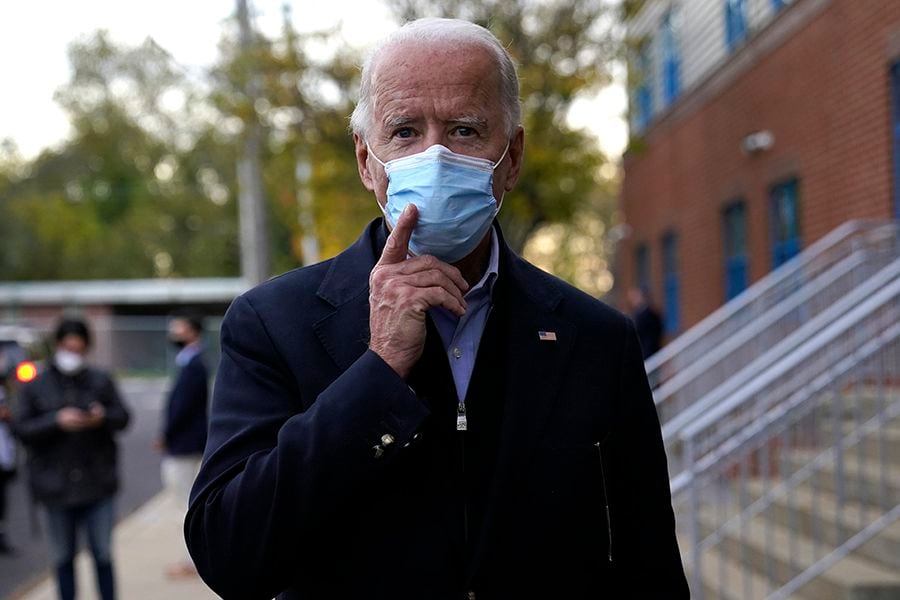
171,310,205,335
54,318,91,347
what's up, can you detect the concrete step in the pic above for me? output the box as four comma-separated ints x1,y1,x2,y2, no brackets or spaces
781,447,900,519
696,497,900,600
818,389,900,421
744,479,900,573
679,531,776,600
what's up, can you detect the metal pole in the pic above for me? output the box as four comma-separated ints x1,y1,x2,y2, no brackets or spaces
295,157,319,266
236,0,270,285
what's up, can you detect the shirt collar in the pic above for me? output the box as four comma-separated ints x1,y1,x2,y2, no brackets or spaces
465,225,500,300
175,342,202,367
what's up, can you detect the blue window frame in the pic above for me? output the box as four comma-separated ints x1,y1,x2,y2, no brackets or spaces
723,201,749,300
660,10,681,106
635,243,651,294
661,232,680,334
634,41,654,131
725,0,748,52
770,179,801,268
892,62,900,219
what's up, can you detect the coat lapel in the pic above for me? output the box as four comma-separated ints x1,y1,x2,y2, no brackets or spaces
312,219,386,371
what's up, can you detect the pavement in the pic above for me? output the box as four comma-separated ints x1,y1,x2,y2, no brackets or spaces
9,489,218,600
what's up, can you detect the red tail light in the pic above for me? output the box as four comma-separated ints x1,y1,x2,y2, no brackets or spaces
16,361,37,383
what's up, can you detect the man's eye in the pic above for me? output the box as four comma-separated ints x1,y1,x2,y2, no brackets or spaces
394,128,414,139
456,127,475,137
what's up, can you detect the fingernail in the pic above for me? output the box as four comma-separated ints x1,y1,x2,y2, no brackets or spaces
402,204,412,217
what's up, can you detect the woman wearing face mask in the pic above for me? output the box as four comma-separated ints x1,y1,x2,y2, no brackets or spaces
13,318,130,600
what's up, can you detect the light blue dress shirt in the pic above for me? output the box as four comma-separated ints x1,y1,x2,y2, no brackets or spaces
428,228,500,402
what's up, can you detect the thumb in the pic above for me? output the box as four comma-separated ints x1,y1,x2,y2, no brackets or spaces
379,204,417,265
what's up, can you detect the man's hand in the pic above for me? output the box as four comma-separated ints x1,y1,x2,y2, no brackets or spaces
56,407,92,432
368,204,469,378
85,402,106,428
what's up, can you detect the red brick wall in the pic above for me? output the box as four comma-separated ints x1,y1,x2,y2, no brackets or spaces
620,0,899,331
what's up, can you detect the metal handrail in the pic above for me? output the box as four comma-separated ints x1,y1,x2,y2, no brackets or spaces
678,272,900,444
647,219,883,378
664,258,900,448
654,245,881,426
674,271,900,599
672,317,900,497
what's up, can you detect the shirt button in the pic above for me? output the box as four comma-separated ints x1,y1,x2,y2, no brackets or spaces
452,347,462,359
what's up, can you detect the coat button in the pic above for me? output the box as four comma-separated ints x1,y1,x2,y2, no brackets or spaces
380,433,395,447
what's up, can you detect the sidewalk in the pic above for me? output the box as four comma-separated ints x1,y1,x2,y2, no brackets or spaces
12,491,218,600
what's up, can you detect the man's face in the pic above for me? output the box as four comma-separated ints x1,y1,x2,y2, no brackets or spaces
354,41,524,211
57,334,87,356
168,319,195,346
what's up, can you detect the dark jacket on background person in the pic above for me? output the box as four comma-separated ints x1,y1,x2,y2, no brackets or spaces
186,219,688,600
163,350,209,456
632,304,664,359
14,366,130,506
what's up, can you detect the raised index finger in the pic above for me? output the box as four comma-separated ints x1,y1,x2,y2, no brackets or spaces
378,204,417,265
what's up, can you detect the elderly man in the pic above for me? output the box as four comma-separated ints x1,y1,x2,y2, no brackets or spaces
186,18,687,600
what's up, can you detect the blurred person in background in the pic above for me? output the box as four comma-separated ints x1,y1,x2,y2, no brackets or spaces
14,318,130,600
187,18,686,599
0,374,15,555
156,311,208,579
628,287,663,359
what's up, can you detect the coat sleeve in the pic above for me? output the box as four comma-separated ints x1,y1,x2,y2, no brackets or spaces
13,382,61,445
603,318,689,597
97,373,130,432
185,293,430,600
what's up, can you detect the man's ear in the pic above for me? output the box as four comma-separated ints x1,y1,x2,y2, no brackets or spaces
354,133,376,192
504,126,525,192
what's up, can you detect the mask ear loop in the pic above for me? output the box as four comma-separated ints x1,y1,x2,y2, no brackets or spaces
491,139,512,213
365,143,396,225
366,143,388,168
492,140,511,170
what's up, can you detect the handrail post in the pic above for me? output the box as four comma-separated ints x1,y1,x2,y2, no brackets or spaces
686,435,703,600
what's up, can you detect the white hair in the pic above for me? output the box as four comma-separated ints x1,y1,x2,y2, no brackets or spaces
349,18,521,140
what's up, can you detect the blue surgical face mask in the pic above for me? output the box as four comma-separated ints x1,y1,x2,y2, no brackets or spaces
368,142,509,264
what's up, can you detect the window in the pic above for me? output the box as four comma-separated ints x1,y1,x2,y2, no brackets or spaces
633,41,654,131
660,10,681,106
725,0,748,52
770,179,801,268
723,201,749,300
635,242,651,295
661,232,680,334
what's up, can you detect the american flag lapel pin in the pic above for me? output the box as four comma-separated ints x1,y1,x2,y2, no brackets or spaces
538,330,557,342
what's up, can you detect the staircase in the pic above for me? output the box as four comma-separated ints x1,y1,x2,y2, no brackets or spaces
650,221,900,599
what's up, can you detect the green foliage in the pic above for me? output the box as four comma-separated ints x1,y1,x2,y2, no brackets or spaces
0,32,240,280
1,3,621,294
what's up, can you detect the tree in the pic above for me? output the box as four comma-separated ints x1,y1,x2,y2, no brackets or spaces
0,32,240,280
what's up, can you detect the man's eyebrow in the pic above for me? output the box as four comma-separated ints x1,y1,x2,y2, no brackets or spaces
383,115,418,128
450,116,489,129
